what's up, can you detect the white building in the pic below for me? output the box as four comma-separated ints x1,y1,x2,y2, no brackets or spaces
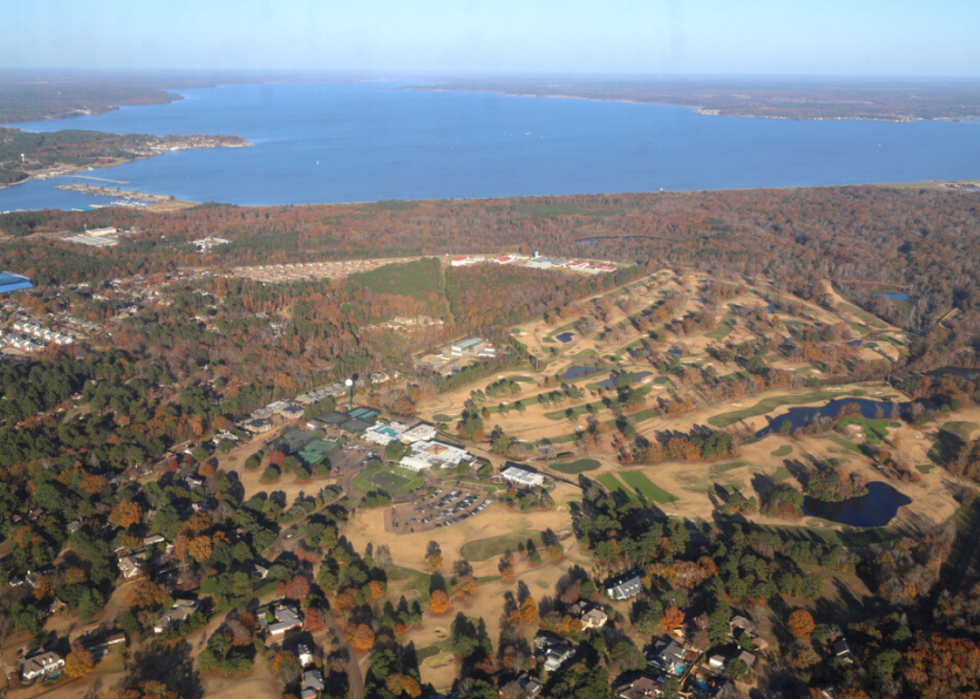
400,423,438,444
501,465,545,488
20,652,64,681
362,421,409,446
399,440,472,472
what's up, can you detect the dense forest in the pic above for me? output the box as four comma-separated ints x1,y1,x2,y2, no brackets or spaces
4,185,980,369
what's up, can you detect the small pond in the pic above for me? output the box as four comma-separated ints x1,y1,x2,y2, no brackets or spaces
595,371,653,389
803,481,912,527
872,292,913,301
767,302,775,314
849,339,863,347
560,365,599,381
928,366,980,379
556,332,575,343
757,397,907,438
667,349,683,356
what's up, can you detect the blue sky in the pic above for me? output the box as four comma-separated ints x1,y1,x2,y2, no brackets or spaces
2,0,978,76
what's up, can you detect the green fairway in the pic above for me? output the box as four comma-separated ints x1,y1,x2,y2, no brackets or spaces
836,417,891,444
597,473,639,501
844,303,889,329
704,311,737,340
352,464,425,496
619,470,678,504
549,458,601,475
707,389,868,428
770,445,794,457
459,530,545,562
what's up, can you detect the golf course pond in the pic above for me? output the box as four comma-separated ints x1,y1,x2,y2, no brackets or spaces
803,481,912,527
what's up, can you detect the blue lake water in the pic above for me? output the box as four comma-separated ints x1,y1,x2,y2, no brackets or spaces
560,365,599,381
3,82,980,210
803,481,912,527
758,397,905,437
595,371,653,389
872,292,913,301
556,332,575,343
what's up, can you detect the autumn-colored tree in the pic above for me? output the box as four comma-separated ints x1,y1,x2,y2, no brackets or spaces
79,472,107,495
452,575,479,601
334,590,356,613
429,590,451,614
425,552,443,572
303,607,324,632
187,535,213,563
547,544,563,563
63,567,88,585
239,611,256,629
500,564,515,581
271,650,301,685
105,680,179,699
183,510,213,534
394,622,406,636
368,580,385,599
387,673,422,698
197,463,215,478
277,575,311,602
65,647,96,678
787,609,815,638
520,597,538,624
351,624,376,651
111,501,143,529
122,575,170,610
661,606,685,635
30,576,52,601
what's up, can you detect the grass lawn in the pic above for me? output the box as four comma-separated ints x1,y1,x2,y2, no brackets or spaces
352,463,425,496
549,458,601,474
388,566,433,596
828,435,873,456
844,303,889,329
771,444,794,457
704,311,737,340
459,530,545,562
572,349,598,362
619,470,678,504
597,473,639,502
432,413,455,422
836,417,891,444
708,389,868,428
929,421,979,466
708,461,750,478
772,466,793,481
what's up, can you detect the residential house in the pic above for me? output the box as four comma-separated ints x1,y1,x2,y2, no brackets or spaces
268,603,303,636
534,632,575,673
646,637,688,675
20,652,64,681
154,599,200,634
733,649,756,670
617,674,660,699
301,668,325,699
118,553,147,579
570,601,608,630
832,637,853,663
606,572,644,600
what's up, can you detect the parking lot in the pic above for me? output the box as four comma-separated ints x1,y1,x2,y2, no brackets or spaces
390,485,492,534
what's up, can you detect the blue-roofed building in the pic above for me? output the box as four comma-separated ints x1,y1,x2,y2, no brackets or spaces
0,272,32,294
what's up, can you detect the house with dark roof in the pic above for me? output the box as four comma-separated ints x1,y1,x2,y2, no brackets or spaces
646,637,688,675
606,571,644,600
617,674,660,699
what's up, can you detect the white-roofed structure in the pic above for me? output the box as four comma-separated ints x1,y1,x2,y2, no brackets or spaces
501,465,545,488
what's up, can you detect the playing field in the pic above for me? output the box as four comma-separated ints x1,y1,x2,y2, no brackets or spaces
353,464,425,496
619,470,678,504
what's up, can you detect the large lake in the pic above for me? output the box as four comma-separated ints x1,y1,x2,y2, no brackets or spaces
3,81,980,211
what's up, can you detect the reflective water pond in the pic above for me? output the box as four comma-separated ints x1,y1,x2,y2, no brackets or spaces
803,481,912,527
